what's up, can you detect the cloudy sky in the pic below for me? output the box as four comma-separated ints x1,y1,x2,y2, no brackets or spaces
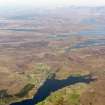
0,0,105,8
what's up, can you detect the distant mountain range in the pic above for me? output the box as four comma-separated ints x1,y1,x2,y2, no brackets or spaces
0,6,105,19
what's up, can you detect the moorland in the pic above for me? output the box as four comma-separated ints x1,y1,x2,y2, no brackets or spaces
0,6,105,105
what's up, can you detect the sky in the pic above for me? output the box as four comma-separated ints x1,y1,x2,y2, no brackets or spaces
0,0,105,8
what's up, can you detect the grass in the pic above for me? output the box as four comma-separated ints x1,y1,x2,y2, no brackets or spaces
68,92,80,105
37,83,88,105
15,84,34,98
0,84,34,105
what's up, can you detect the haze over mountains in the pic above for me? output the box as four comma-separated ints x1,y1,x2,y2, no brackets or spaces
0,6,105,18
0,5,105,105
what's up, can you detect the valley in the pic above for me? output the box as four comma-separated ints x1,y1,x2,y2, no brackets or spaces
0,6,105,105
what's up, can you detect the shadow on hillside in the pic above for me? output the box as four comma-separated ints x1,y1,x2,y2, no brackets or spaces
10,73,96,105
